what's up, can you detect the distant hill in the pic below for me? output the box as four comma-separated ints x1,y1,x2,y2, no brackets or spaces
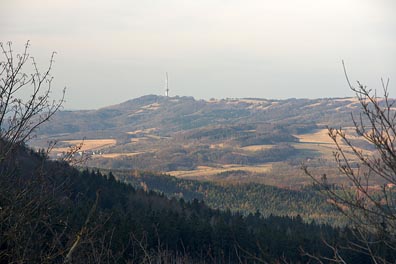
32,95,375,186
36,95,361,137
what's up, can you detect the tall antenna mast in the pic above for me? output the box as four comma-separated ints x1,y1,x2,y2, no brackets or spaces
165,72,169,97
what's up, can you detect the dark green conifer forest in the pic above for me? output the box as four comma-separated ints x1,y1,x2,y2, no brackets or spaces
0,144,375,263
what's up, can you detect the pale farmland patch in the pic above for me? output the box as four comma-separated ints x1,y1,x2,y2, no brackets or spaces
303,102,322,108
210,143,225,149
295,129,333,144
127,128,157,135
333,98,358,103
131,137,148,143
53,139,116,153
345,102,360,109
238,99,269,105
141,103,160,110
294,128,373,159
98,152,141,158
293,129,340,159
255,101,279,111
241,144,274,151
168,164,272,179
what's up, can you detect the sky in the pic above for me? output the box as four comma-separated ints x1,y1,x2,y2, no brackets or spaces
1,0,395,109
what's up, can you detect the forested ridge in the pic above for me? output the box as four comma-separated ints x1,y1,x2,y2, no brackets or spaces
108,169,342,225
0,144,376,263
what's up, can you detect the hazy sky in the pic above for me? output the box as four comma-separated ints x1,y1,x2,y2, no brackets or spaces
1,0,395,109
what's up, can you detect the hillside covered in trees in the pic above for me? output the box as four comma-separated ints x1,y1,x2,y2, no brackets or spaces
105,169,342,225
0,144,379,263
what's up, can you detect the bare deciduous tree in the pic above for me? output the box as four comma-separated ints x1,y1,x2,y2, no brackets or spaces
304,62,396,263
0,41,68,263
0,40,65,160
0,41,127,264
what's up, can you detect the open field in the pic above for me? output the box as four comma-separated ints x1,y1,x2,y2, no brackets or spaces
131,137,148,142
210,143,225,149
98,152,142,158
48,127,377,187
168,164,272,180
294,128,373,160
292,129,338,160
295,129,334,144
53,139,116,153
126,128,157,135
241,144,274,152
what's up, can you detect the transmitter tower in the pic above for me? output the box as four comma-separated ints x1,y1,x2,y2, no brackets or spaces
165,72,169,97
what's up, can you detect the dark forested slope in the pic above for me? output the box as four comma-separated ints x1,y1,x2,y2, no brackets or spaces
0,145,373,263
107,169,341,225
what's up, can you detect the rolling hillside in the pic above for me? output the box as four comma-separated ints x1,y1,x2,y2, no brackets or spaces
32,95,375,186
